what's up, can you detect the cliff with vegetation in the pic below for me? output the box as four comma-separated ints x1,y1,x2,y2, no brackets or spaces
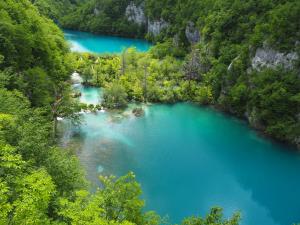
55,0,300,148
145,0,300,148
0,0,241,224
0,0,299,222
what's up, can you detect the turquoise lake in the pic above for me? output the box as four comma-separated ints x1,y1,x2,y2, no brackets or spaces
61,86,300,225
64,30,152,53
63,33,300,224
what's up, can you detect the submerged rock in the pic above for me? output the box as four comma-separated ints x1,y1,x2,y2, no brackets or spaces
97,165,104,173
132,107,145,117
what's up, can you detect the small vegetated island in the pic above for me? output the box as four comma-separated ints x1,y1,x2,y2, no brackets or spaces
0,0,299,225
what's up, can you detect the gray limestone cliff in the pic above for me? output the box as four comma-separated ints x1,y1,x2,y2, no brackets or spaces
125,2,168,36
125,2,146,26
94,7,100,16
251,46,298,71
147,19,169,37
185,21,200,44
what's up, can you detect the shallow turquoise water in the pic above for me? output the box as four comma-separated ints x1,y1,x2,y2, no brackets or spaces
75,84,103,105
64,30,152,53
62,87,300,225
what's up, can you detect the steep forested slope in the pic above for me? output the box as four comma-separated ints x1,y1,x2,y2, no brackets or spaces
0,0,83,223
59,0,300,147
0,0,240,224
30,0,83,22
60,0,146,37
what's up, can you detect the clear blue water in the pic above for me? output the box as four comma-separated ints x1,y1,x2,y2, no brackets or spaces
62,86,300,225
64,30,152,53
75,84,103,105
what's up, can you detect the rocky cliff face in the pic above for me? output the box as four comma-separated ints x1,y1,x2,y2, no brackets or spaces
125,2,202,39
93,7,100,16
251,46,298,71
185,22,200,44
249,45,299,149
147,19,169,36
125,2,146,26
125,2,169,36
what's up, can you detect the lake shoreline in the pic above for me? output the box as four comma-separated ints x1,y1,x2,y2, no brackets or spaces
63,83,300,225
75,81,299,151
66,28,299,150
63,28,151,42
64,30,152,53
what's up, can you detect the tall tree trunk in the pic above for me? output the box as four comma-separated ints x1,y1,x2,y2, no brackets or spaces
143,65,148,102
121,49,127,76
53,117,58,138
51,85,63,138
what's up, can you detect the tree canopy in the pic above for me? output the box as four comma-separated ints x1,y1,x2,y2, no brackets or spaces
0,1,242,224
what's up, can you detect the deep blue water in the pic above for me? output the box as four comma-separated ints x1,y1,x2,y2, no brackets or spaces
64,30,152,53
62,86,300,225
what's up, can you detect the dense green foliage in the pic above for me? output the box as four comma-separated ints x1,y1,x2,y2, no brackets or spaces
0,0,299,222
74,49,214,107
67,0,300,147
103,81,129,108
60,0,146,37
181,207,240,225
0,0,82,135
144,0,300,49
144,0,300,144
75,38,299,146
0,0,241,224
30,0,83,22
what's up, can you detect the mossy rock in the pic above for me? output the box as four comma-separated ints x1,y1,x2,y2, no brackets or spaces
132,107,144,117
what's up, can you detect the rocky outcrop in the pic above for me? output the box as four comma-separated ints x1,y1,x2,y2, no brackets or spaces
94,7,100,16
132,107,145,117
125,2,146,26
185,22,200,44
173,34,180,47
251,46,298,71
125,2,169,37
148,19,169,36
247,108,266,131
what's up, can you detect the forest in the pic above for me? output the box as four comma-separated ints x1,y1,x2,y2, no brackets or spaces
0,0,299,224
0,0,241,224
57,0,300,147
